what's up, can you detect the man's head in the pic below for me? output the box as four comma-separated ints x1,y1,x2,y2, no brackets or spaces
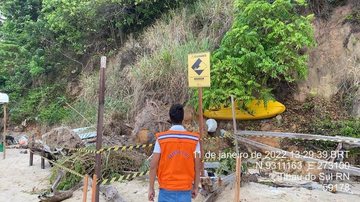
169,104,184,125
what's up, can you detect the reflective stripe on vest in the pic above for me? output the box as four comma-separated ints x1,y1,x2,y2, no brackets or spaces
156,130,200,191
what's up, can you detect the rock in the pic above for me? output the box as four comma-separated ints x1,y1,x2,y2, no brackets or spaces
13,126,24,132
260,122,272,131
293,89,308,103
135,129,154,144
42,127,82,149
275,115,282,126
99,185,126,202
183,106,195,124
131,101,170,140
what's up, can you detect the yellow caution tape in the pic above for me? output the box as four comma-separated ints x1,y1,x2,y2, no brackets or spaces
97,144,154,154
29,150,85,178
100,171,150,185
68,143,155,154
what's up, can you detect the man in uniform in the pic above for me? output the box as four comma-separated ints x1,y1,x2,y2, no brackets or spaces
148,104,201,202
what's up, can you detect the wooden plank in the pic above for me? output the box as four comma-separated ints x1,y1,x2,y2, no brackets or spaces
83,174,89,202
204,173,235,202
29,135,34,166
41,150,45,169
234,157,241,202
231,96,239,154
236,130,360,147
94,56,106,202
204,162,221,169
91,174,97,202
235,135,360,176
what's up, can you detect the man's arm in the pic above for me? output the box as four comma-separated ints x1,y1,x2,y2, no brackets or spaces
148,153,160,201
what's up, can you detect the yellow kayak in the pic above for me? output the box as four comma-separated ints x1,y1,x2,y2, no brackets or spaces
204,100,286,120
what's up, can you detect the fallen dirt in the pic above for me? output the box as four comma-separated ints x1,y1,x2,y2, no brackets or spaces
42,127,83,149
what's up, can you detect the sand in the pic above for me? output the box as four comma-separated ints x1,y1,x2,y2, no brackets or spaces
1,149,360,202
0,149,51,202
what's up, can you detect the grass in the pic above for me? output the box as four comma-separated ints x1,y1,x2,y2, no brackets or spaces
64,0,235,128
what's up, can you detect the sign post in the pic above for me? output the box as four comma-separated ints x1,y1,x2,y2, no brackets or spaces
0,93,9,159
94,56,106,202
3,104,7,159
188,52,210,176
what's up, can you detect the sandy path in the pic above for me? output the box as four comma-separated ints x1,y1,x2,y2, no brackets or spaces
0,149,51,202
2,149,360,202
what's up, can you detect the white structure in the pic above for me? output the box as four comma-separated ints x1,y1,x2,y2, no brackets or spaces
0,93,9,103
0,92,8,159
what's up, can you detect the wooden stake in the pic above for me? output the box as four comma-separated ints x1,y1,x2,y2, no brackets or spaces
198,87,205,176
91,174,97,202
83,174,89,202
231,96,239,154
29,135,34,166
94,56,106,202
234,156,241,202
3,104,7,159
41,150,45,169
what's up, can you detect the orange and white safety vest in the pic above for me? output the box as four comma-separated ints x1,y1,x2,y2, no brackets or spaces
155,130,200,190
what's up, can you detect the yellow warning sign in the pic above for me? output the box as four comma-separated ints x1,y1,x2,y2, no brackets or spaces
188,52,210,87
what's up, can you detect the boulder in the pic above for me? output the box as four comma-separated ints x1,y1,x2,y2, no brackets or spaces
42,127,82,149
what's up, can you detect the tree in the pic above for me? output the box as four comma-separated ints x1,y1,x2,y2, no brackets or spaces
202,0,315,109
0,0,192,124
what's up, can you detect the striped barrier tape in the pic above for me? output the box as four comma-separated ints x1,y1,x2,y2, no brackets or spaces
69,143,155,154
97,144,154,153
65,130,360,155
99,171,150,185
29,150,85,178
67,135,232,154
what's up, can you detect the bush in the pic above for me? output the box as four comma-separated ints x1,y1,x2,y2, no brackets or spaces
202,0,315,109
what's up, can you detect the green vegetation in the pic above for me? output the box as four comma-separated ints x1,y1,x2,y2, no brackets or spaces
50,150,144,191
202,0,315,109
66,0,235,125
0,0,191,125
310,118,360,138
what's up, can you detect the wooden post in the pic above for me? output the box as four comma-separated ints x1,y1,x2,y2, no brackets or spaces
231,96,239,154
94,56,106,202
91,174,97,202
83,174,89,202
198,87,205,176
41,150,45,169
3,104,7,159
29,135,34,166
234,156,241,202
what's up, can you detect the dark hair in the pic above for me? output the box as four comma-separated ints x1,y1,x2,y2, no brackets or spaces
169,104,184,124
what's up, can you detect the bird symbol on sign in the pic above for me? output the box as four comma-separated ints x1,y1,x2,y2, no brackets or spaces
191,58,204,75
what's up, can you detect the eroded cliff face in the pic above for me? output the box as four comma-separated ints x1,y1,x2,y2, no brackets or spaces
295,5,360,117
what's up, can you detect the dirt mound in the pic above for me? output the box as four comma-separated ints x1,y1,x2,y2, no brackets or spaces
42,127,82,149
296,4,360,117
132,100,171,144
